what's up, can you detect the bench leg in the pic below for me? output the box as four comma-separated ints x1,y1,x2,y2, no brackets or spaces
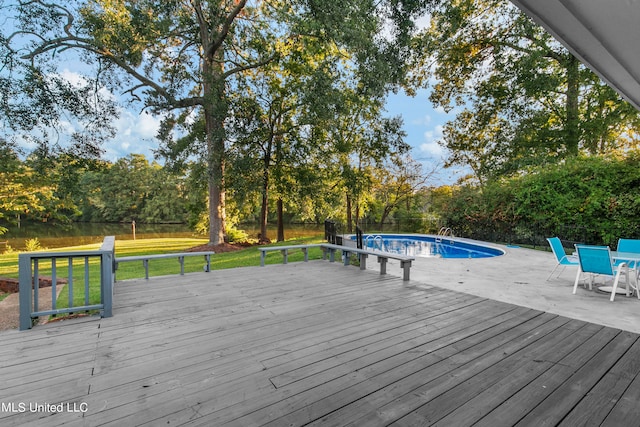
378,257,387,275
343,251,351,266
401,260,412,281
359,253,367,270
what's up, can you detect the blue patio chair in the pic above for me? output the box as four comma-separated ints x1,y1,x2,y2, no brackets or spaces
573,244,630,301
616,238,640,268
546,237,579,281
615,238,640,294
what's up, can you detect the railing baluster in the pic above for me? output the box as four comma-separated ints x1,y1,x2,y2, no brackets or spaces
68,256,74,309
51,258,57,311
84,257,90,306
34,259,39,314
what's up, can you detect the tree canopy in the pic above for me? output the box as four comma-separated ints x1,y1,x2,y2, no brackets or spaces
413,0,640,182
1,0,433,244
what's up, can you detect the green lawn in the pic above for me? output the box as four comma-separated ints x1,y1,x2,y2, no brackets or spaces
0,235,326,311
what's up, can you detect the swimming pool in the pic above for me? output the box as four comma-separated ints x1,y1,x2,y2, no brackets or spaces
355,234,505,259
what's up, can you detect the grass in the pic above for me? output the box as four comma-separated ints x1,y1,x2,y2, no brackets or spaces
0,235,326,313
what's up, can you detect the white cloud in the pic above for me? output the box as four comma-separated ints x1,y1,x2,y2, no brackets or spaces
58,120,76,135
411,114,432,126
136,111,161,138
103,109,162,161
413,13,432,30
419,125,444,157
59,69,85,87
59,68,116,102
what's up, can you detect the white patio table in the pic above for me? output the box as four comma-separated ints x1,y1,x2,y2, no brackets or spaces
600,251,640,296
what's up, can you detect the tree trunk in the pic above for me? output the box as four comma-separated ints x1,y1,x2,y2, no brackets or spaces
379,207,391,230
277,198,285,242
207,120,226,245
204,57,227,246
259,151,271,243
565,54,580,156
346,193,353,234
259,180,269,243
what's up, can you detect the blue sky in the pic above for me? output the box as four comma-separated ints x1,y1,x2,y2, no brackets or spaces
384,90,467,185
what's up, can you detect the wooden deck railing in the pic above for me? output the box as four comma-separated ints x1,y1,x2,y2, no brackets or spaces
18,236,115,330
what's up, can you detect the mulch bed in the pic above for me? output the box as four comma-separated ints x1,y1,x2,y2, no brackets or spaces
183,242,258,253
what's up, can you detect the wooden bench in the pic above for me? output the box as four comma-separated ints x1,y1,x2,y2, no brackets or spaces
115,251,215,280
259,244,323,266
258,243,415,281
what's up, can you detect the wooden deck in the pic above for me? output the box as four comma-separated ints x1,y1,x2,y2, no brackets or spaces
1,261,640,426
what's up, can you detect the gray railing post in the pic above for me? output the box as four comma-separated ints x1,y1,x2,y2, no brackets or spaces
101,250,113,318
100,236,115,318
18,254,33,330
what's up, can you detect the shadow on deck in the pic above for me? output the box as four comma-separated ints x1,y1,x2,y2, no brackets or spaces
1,261,639,426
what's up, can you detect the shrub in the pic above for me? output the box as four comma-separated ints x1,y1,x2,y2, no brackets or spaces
24,238,44,252
435,152,640,246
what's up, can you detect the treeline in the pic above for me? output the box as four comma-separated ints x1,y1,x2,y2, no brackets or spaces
0,147,432,241
4,142,640,247
0,151,189,226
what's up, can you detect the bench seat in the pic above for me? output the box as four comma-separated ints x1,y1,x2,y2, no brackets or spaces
258,243,415,281
115,251,215,280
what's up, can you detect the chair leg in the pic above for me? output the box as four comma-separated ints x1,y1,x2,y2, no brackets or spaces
625,267,630,297
573,268,582,294
610,272,620,301
547,264,560,281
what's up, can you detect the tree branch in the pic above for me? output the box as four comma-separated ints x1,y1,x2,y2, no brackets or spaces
223,51,278,79
208,0,248,58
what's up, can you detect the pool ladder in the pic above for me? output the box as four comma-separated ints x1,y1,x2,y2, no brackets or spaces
364,234,385,252
436,227,455,244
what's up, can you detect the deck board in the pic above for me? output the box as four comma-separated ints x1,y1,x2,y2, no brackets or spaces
1,261,639,426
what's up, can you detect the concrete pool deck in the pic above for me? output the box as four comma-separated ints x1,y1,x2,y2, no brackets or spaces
374,240,640,334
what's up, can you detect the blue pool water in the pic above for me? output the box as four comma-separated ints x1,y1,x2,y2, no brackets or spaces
356,234,504,259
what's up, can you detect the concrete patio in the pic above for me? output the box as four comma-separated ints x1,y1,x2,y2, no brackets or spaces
404,241,640,334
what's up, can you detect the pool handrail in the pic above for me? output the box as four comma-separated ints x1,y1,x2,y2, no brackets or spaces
436,227,455,243
364,234,385,252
